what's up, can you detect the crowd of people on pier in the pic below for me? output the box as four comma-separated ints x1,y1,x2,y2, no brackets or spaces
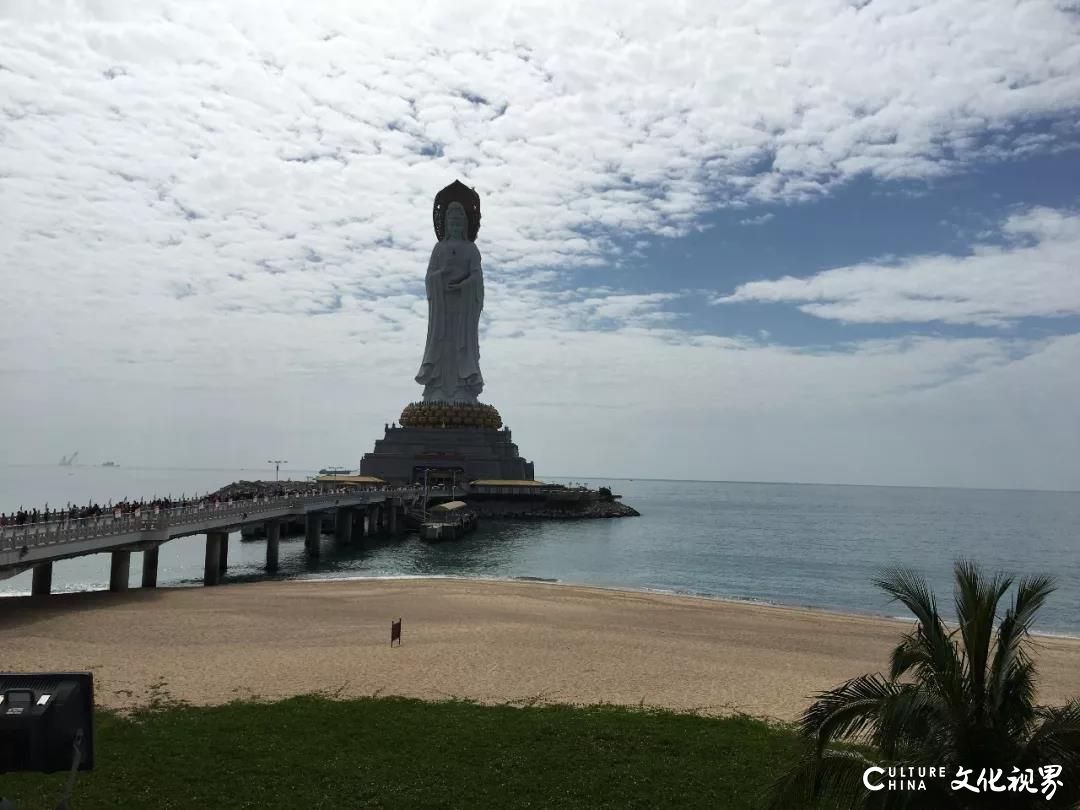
0,496,216,528
0,483,426,530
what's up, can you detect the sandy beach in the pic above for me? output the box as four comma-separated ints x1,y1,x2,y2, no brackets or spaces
1,577,1078,722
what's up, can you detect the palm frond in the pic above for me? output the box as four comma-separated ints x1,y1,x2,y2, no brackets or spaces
799,673,900,750
874,566,940,632
1009,574,1056,633
889,628,933,681
1019,701,1080,808
870,685,948,760
953,560,1012,714
989,574,1056,717
888,626,965,701
878,567,969,724
991,654,1038,740
1022,700,1080,765
765,748,878,810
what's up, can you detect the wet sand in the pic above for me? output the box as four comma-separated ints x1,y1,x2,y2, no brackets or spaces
2,578,1078,721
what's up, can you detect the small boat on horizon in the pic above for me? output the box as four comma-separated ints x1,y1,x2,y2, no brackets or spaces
101,461,119,467
318,466,352,475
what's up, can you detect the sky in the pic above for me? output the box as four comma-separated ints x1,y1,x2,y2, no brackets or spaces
1,0,1079,490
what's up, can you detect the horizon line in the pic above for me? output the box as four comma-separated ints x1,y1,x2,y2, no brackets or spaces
3,463,1078,496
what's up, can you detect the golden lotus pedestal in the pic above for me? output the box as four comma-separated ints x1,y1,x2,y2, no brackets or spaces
359,402,534,485
399,401,502,429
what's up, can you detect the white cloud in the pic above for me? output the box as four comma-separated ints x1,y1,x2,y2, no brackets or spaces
1,1,1079,279
717,207,1080,326
739,213,775,226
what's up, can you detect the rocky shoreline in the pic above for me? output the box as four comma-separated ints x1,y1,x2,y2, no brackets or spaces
209,480,320,499
467,499,640,521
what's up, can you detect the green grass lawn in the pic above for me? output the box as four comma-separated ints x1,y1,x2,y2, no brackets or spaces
1,695,816,809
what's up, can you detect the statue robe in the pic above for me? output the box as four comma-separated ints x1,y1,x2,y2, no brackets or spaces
415,238,484,403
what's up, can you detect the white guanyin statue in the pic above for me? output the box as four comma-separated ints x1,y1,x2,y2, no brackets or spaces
415,181,485,404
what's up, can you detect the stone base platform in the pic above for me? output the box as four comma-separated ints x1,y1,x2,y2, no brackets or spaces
359,423,535,484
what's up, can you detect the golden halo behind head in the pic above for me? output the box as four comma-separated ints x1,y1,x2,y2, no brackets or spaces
433,179,481,242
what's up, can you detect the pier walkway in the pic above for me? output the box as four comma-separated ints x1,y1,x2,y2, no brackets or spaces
0,488,421,595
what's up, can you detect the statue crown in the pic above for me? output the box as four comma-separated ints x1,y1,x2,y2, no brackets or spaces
433,180,481,242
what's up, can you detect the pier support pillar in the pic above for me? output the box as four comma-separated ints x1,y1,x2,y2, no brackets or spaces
335,508,353,544
218,532,229,575
31,562,53,596
203,532,223,586
388,502,398,535
109,551,131,592
266,521,280,571
365,505,377,537
305,511,321,557
141,546,159,588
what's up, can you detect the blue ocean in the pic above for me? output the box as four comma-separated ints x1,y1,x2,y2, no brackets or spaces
2,465,1078,635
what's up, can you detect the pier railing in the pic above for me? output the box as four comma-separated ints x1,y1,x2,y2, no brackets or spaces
1,488,421,553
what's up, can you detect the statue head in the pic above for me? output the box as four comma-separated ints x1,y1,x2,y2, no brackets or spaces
444,203,467,241
433,179,481,242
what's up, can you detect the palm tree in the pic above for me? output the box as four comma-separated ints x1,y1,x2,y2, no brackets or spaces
769,560,1080,809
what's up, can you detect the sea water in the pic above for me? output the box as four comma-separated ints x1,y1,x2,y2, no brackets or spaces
1,465,1078,635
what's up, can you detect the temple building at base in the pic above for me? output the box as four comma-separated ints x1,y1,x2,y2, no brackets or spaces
360,419,534,487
